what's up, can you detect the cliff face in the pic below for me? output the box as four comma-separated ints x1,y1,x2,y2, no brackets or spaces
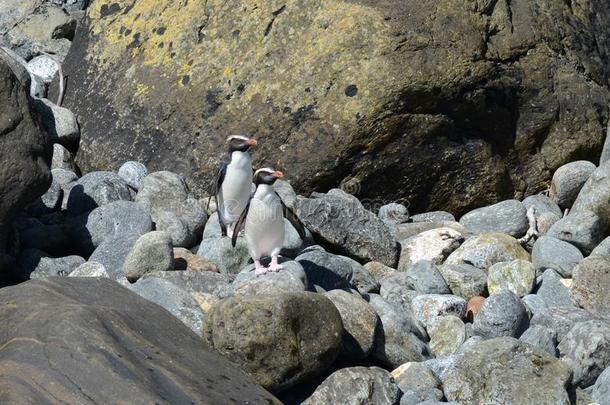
62,0,610,214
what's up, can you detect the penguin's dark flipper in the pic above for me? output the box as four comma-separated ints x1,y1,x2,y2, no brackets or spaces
281,198,307,240
231,202,250,247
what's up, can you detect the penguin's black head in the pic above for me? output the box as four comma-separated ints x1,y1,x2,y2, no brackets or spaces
254,167,284,186
227,135,257,152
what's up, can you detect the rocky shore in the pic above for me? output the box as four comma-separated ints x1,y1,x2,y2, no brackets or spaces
1,1,610,404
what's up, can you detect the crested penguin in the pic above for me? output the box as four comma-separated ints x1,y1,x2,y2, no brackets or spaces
212,135,258,238
232,168,306,276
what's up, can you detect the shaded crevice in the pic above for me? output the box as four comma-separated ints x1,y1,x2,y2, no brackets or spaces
263,5,286,37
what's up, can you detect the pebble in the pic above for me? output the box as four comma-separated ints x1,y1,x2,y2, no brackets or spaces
522,194,563,218
378,202,409,227
591,366,610,405
296,246,353,291
231,260,308,296
591,236,610,257
66,171,133,216
405,260,451,294
68,261,109,278
391,362,440,393
410,211,456,223
51,143,76,171
89,233,140,280
26,55,59,83
519,324,558,356
572,161,610,229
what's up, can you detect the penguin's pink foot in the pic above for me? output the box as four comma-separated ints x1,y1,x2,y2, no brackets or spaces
254,259,268,277
269,256,283,272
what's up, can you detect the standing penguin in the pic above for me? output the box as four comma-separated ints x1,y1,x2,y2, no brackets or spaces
232,168,306,276
212,135,258,238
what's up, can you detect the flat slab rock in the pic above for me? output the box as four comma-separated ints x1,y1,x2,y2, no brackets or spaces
0,277,278,404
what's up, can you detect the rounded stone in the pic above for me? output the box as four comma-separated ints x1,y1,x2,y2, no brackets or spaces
118,161,148,190
550,160,596,209
571,256,610,315
428,315,466,357
531,235,583,278
547,210,604,255
438,264,487,300
473,290,529,339
445,233,530,270
459,200,528,237
487,259,535,297
123,231,174,282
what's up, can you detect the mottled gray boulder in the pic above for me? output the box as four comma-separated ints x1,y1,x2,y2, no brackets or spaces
536,211,562,236
592,366,610,405
530,306,597,342
398,227,463,270
66,171,133,216
152,210,191,247
141,270,230,297
487,259,535,297
51,168,78,187
303,367,400,405
232,260,308,296
379,272,420,310
547,211,604,255
51,143,75,171
16,249,84,280
368,294,429,368
445,233,530,270
428,316,466,356
572,161,610,229
438,263,487,300
410,211,455,223
32,98,79,146
522,294,548,318
411,294,467,327
405,261,450,294
532,236,583,278
350,262,380,294
572,256,610,315
130,277,206,335
394,222,468,242
204,292,343,392
399,389,444,405
325,290,380,359
273,179,297,209
391,362,440,394
444,337,571,404
522,194,563,218
26,55,58,83
296,246,353,291
295,190,398,267
378,202,409,227
550,161,596,209
68,261,109,278
473,290,529,339
89,233,140,279
592,236,610,257
459,200,528,237
123,231,173,282
558,320,610,388
197,236,250,279
364,261,397,283
536,269,575,308
519,324,558,356
118,161,148,190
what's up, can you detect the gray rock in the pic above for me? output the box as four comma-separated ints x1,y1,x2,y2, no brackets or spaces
89,233,140,280
378,202,409,227
398,227,463,270
32,98,79,146
519,324,558,356
399,388,444,405
123,231,173,282
532,236,583,278
130,277,206,335
521,294,548,318
438,263,487,300
558,320,610,388
445,233,530,270
536,269,575,308
368,294,429,368
592,366,610,405
273,179,297,209
410,211,455,223
405,260,450,294
325,290,380,359
572,255,610,315
16,249,84,279
141,270,230,297
536,211,562,236
303,367,401,405
204,292,343,392
118,161,148,190
473,290,529,339
196,236,251,279
572,161,610,229
487,259,535,297
66,171,133,216
411,294,467,327
428,316,466,356
364,261,397,283
232,260,308,296
379,272,420,310
296,246,353,291
394,221,468,242
26,55,58,83
68,261,109,278
522,194,563,218
459,200,528,237
591,236,610,257
547,210,604,254
530,306,597,342
155,210,192,247
295,189,398,267
51,168,77,187
550,161,597,209
391,362,440,394
51,143,76,171
444,337,571,404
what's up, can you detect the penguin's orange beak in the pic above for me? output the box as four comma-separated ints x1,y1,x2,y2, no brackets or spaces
273,170,284,178
247,138,258,146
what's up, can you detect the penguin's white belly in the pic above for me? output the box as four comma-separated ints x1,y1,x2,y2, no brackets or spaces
245,197,284,258
219,163,252,223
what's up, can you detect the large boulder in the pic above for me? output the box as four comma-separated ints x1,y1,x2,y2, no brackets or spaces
0,277,278,403
61,0,610,215
0,58,52,250
571,256,610,316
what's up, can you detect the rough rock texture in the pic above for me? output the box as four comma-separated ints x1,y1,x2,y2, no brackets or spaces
232,260,308,296
530,307,597,342
411,294,467,327
444,337,571,404
571,256,610,315
547,211,604,255
296,246,353,291
473,290,529,339
141,270,230,296
0,59,52,250
428,316,466,356
487,259,535,297
61,0,610,215
391,362,440,394
123,231,173,282
445,233,530,270
296,190,397,266
459,200,528,237
536,269,576,308
398,227,463,270
204,292,342,392
439,263,487,300
0,277,278,403
532,235,583,278
572,161,610,229
304,367,400,405
592,366,610,405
